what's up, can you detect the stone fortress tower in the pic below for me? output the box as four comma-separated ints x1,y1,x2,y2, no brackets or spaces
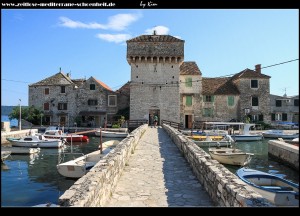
126,32,184,125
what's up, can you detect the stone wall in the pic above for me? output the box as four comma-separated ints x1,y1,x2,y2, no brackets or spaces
162,124,272,207
268,140,299,170
1,129,38,144
238,78,271,123
58,124,148,207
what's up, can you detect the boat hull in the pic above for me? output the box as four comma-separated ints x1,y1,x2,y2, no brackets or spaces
209,148,253,166
236,168,299,206
231,135,263,141
262,131,299,139
95,130,128,138
11,140,64,148
57,140,119,178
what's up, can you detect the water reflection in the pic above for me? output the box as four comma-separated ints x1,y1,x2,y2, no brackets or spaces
1,136,122,207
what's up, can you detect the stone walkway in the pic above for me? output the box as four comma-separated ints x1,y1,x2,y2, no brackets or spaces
105,126,214,207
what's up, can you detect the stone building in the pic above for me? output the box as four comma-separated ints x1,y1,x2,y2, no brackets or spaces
126,33,272,127
201,65,271,123
270,94,299,124
126,33,184,125
29,71,125,127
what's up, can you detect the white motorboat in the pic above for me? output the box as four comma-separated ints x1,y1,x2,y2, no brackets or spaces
236,168,299,206
57,140,119,178
43,126,89,142
262,130,299,139
204,122,263,141
95,130,128,138
208,146,254,166
7,133,65,148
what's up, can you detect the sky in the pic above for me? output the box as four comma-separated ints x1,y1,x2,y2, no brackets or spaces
1,9,299,106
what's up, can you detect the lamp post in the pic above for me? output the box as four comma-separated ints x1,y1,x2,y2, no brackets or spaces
19,99,21,131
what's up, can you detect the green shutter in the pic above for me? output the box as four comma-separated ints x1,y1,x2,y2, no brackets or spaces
186,96,192,106
228,96,234,106
203,96,206,102
185,77,192,87
211,96,215,102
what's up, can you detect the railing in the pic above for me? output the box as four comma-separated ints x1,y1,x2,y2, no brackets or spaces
127,119,148,131
161,120,183,130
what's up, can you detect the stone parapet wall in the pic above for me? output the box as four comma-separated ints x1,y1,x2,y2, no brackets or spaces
162,124,272,207
268,140,299,171
1,129,38,144
58,124,148,207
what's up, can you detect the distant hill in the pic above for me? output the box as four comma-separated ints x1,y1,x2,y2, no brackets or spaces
1,106,17,115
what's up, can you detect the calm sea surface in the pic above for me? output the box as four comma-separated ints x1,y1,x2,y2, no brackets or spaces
1,136,123,207
1,135,299,207
1,115,18,127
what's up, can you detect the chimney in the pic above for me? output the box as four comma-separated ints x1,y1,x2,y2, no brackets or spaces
255,64,261,73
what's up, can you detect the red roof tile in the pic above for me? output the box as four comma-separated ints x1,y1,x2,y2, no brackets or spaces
180,62,202,75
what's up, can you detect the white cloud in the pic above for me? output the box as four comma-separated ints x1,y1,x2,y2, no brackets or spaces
174,35,181,39
107,13,142,31
145,26,169,35
96,34,132,43
59,17,107,29
58,13,141,31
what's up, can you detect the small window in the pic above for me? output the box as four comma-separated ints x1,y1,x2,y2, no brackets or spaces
186,96,192,106
275,100,282,107
282,113,287,121
185,77,192,87
58,103,67,110
88,99,98,106
44,102,49,110
275,113,281,121
203,95,214,102
259,114,264,121
271,114,275,121
90,84,96,90
108,95,117,107
252,97,259,106
294,99,299,106
228,96,234,106
60,86,66,93
45,88,49,95
251,80,258,88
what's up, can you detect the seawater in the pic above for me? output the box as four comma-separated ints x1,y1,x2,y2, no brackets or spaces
1,136,123,207
1,115,18,127
1,136,299,206
199,139,299,183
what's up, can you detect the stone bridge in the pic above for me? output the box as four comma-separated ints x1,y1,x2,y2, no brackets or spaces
58,124,271,207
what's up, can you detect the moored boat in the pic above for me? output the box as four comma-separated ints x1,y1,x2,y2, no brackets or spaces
7,133,65,148
262,130,299,139
208,147,253,166
43,126,89,142
95,130,128,138
56,140,119,178
236,168,299,206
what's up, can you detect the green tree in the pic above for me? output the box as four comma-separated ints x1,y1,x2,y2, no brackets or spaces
9,105,44,125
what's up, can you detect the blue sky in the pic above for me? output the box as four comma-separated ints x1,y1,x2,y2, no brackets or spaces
1,9,299,106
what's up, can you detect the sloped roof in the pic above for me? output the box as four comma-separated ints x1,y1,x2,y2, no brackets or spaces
116,81,130,96
127,35,184,42
202,77,240,95
231,69,271,81
29,72,73,86
94,78,113,91
180,62,202,75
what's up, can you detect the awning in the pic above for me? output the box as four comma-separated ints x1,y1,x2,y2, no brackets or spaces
79,111,106,116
